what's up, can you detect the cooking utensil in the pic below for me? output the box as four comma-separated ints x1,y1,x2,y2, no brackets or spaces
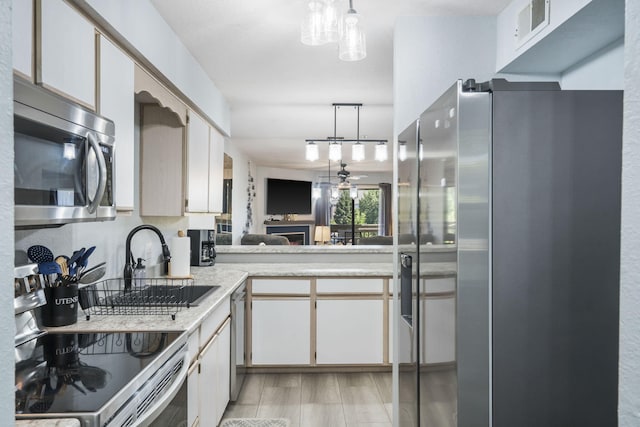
76,246,96,276
55,256,69,277
78,262,106,284
68,248,86,276
27,245,54,263
37,262,61,287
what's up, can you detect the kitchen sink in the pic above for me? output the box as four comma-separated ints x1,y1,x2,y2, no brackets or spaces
132,284,221,306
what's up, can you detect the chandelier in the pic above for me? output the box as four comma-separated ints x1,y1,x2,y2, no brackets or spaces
301,0,366,61
305,103,388,164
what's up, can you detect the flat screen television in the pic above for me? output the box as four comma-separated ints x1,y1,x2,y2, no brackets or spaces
266,178,312,215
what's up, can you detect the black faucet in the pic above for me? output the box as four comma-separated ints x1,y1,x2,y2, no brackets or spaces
124,224,171,291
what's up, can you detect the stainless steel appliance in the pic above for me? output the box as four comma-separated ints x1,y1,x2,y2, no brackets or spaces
14,77,116,228
397,79,622,426
187,229,216,266
230,282,246,401
15,331,188,426
14,265,189,426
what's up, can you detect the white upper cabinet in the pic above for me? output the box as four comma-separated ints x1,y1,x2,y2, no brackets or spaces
208,127,224,213
37,0,96,108
187,112,210,212
186,111,224,214
98,36,135,211
13,0,33,79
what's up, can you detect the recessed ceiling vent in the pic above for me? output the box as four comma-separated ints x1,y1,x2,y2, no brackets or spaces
516,0,550,48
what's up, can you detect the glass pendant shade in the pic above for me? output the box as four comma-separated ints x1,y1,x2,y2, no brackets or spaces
301,0,327,46
351,142,365,161
375,142,388,162
349,184,358,199
339,10,366,61
306,142,319,161
329,142,342,162
398,142,407,162
323,0,340,43
312,185,322,199
331,185,340,201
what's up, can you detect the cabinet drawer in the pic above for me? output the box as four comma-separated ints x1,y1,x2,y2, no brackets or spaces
316,278,383,294
200,296,230,346
252,279,310,295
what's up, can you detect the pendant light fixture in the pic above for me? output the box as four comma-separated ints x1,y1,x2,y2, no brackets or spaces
301,0,366,61
305,141,319,161
305,103,387,164
301,0,327,45
339,0,366,61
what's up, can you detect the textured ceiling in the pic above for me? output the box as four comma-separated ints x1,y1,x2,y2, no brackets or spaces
150,0,510,174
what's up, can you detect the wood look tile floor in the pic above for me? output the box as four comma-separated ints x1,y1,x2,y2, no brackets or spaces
222,372,393,427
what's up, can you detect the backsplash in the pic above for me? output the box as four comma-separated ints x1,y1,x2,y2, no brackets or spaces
15,214,196,279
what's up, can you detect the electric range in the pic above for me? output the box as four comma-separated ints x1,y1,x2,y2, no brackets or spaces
15,330,188,426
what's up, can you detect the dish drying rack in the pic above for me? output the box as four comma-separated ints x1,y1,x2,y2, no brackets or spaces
78,277,195,320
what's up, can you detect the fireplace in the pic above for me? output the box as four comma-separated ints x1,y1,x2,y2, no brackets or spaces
271,232,305,246
265,222,313,245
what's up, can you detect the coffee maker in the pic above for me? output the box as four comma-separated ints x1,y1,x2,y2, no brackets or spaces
187,229,216,266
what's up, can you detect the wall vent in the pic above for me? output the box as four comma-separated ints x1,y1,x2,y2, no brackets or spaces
516,0,550,48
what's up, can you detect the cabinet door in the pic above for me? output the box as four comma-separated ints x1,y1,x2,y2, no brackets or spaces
251,299,310,365
208,126,224,213
13,0,32,79
99,36,135,210
214,320,231,424
421,296,456,364
38,0,95,108
316,299,383,364
187,362,199,427
140,104,185,216
186,112,210,212
198,330,218,426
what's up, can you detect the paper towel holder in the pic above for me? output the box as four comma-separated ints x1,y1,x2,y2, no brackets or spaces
187,229,216,267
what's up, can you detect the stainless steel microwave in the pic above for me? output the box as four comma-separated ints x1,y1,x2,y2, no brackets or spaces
13,78,116,228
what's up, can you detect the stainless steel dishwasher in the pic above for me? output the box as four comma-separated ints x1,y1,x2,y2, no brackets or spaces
230,281,246,401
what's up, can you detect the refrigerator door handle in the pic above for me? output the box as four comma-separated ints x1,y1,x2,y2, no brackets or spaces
400,253,413,326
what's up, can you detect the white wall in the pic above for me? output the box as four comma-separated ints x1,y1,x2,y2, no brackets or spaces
619,1,640,424
0,1,15,424
223,139,251,244
81,0,231,136
562,38,624,89
393,15,498,135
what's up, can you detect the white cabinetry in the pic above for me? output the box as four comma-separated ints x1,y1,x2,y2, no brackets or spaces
251,299,311,365
13,0,32,79
186,112,225,213
38,0,95,108
316,299,383,364
187,296,231,427
98,36,135,210
316,278,384,364
199,318,230,426
208,126,224,213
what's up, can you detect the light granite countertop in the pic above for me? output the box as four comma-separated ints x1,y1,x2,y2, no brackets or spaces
16,420,80,427
22,261,455,426
216,244,455,254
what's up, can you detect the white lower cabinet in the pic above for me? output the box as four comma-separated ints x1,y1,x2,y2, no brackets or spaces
199,318,231,426
316,299,383,364
187,297,231,427
251,299,310,365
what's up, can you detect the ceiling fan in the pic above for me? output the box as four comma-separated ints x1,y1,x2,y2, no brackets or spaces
319,163,368,183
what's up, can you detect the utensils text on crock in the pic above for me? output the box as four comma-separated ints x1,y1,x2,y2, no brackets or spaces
27,245,54,264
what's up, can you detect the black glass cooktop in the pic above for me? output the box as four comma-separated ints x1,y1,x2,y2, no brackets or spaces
15,331,183,415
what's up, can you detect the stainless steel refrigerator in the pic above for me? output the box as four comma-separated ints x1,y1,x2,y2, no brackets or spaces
397,79,622,427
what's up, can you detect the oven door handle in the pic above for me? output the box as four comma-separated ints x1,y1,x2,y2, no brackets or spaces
86,132,107,214
136,350,189,427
